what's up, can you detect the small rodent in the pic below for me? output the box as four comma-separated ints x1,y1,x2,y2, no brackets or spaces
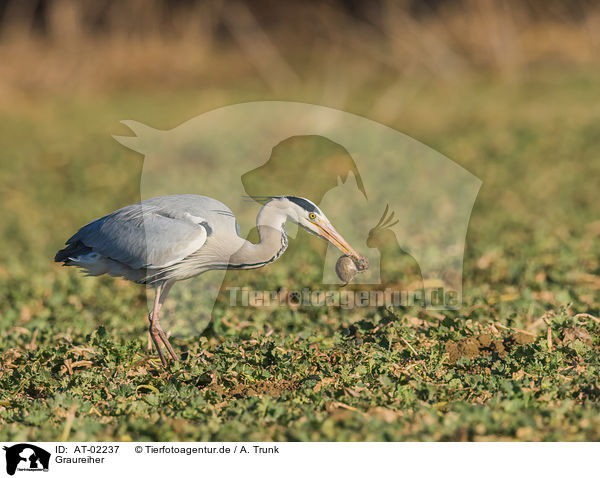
335,255,369,284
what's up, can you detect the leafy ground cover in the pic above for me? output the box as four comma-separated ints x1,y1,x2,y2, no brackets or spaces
1,72,599,440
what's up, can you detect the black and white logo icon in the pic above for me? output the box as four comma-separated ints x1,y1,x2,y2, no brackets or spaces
3,444,51,476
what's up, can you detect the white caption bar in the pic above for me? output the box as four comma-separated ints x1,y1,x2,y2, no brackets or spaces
1,442,597,478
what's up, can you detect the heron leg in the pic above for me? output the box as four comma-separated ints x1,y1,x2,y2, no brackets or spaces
147,282,179,364
148,283,167,366
147,326,153,353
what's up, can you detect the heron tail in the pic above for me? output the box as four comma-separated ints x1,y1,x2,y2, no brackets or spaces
54,241,93,264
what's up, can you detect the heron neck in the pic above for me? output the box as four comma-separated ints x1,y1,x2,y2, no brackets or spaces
227,203,289,269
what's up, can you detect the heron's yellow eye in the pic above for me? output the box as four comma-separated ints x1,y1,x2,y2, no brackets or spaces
309,213,316,220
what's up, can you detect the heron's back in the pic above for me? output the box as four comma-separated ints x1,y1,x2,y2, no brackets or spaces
55,194,240,284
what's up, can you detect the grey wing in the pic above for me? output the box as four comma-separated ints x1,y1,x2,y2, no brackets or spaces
66,202,208,270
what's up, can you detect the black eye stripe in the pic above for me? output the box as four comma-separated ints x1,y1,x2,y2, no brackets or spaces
287,196,319,213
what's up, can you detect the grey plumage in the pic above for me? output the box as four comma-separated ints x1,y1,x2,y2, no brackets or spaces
55,195,238,284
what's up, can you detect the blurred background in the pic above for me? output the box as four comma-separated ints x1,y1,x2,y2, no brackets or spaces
1,0,600,97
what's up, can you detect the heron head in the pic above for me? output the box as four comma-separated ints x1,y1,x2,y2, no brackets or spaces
279,196,360,260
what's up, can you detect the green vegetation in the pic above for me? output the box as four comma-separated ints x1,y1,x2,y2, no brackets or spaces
1,72,599,441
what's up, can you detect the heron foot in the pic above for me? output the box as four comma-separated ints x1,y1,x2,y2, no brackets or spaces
154,322,180,362
148,312,179,366
148,322,168,366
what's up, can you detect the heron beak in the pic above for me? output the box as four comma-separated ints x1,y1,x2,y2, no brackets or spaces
312,221,360,259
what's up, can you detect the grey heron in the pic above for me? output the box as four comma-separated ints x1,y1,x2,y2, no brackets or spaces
55,194,362,366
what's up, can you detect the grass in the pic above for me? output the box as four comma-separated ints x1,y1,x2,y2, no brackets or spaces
1,70,600,441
